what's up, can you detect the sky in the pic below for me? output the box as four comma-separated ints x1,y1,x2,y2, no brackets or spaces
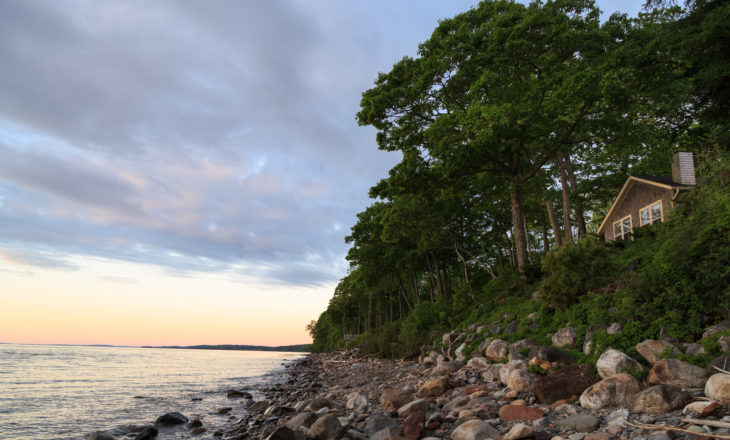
0,0,642,347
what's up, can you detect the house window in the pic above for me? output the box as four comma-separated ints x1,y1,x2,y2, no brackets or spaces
613,215,632,240
640,201,663,226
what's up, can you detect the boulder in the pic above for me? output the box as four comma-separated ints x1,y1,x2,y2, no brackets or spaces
683,401,721,416
631,385,690,414
305,398,339,413
646,358,709,388
556,414,601,432
87,433,118,440
498,404,546,421
596,349,645,379
485,339,509,362
346,393,368,413
287,412,317,431
635,340,680,365
401,411,425,440
397,399,430,418
455,343,468,362
477,338,492,355
134,427,157,440
533,364,599,404
450,420,499,440
702,319,730,339
466,357,489,370
504,423,534,440
680,342,705,357
507,369,536,393
705,373,730,404
308,414,342,440
155,412,188,426
552,327,577,348
265,405,296,417
418,377,449,397
718,336,730,354
266,427,296,440
364,415,400,436
370,427,401,440
607,323,623,334
579,374,643,410
480,364,503,382
583,326,604,356
500,359,528,385
227,389,253,399
433,360,464,376
380,388,413,411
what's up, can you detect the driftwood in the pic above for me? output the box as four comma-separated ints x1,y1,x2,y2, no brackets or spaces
623,416,730,439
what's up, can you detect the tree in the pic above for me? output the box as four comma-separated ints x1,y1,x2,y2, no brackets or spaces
358,0,606,271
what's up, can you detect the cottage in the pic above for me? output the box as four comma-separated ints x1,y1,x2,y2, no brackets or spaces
597,151,696,241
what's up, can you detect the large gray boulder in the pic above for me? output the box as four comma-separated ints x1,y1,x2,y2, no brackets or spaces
596,349,646,379
705,373,730,404
466,357,489,370
308,414,342,440
636,340,680,365
552,327,577,348
485,339,509,362
450,420,500,440
632,385,691,414
500,359,528,385
646,358,710,388
580,374,643,410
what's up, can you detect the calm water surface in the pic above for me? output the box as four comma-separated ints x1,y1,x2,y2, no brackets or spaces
0,344,305,439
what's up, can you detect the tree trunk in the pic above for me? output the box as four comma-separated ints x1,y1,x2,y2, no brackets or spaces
542,220,550,252
425,255,436,302
433,257,445,298
367,289,372,332
411,270,420,305
558,159,573,243
505,231,515,267
453,244,470,285
561,153,587,238
394,269,413,312
510,182,529,271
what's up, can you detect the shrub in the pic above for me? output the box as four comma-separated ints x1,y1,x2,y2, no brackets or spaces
539,237,615,307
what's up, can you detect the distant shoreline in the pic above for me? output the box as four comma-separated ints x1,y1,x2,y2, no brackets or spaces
143,344,311,352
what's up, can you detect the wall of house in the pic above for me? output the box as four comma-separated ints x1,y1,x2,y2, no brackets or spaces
604,182,674,241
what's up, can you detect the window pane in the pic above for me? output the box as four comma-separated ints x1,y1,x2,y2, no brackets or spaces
614,222,622,238
623,217,631,233
640,208,650,226
651,203,661,222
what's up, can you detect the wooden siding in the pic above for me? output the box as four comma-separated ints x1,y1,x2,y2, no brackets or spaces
603,181,674,241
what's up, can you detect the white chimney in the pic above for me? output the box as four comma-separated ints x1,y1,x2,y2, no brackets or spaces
672,151,696,186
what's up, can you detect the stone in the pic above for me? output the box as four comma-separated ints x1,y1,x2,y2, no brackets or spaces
442,396,470,415
266,427,296,440
450,420,500,440
681,342,706,357
370,427,401,440
134,427,158,440
552,327,577,348
719,336,730,353
467,357,489,370
533,364,598,404
504,423,534,440
346,394,368,413
216,407,232,414
584,433,612,440
579,374,643,410
702,319,730,339
306,398,338,413
500,359,528,385
265,405,296,417
705,373,730,404
485,339,509,362
556,414,601,432
418,377,449,398
635,340,680,365
478,338,493,355
155,412,188,426
287,412,317,431
187,419,203,428
381,388,414,411
646,358,709,388
505,320,519,334
227,389,253,399
480,364,503,382
683,401,721,416
498,404,546,421
308,414,342,440
646,432,672,440
455,343,468,362
433,360,464,376
507,369,536,393
631,385,690,414
397,399,430,418
596,349,645,379
364,415,401,436
402,411,426,440
607,323,623,334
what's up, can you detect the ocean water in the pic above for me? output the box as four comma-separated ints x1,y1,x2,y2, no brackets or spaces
0,344,305,440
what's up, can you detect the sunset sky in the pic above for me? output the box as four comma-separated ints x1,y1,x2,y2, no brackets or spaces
0,0,641,347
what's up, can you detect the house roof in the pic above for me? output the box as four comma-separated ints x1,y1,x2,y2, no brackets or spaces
596,175,691,236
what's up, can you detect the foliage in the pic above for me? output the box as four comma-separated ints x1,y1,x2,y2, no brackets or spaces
539,238,616,307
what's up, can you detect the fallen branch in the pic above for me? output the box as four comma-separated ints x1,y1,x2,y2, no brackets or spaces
623,417,730,439
712,365,730,375
681,418,730,430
